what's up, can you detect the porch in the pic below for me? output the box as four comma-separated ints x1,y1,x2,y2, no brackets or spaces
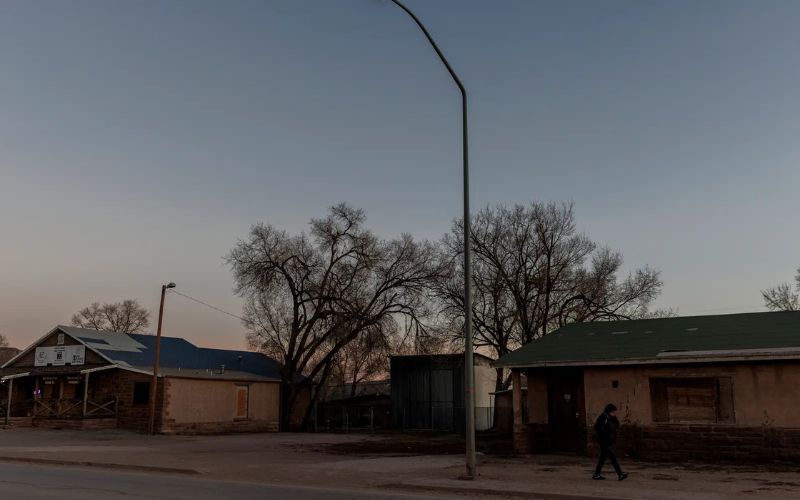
2,367,119,427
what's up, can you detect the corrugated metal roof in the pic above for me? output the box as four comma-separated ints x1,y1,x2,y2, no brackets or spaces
131,366,279,382
495,311,800,368
61,325,282,381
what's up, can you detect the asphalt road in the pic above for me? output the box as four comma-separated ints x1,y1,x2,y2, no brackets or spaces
0,462,456,500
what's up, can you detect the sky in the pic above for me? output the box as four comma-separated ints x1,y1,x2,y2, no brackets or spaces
2,0,799,350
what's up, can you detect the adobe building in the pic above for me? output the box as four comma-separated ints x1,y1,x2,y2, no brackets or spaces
495,311,800,461
1,325,282,433
391,353,497,432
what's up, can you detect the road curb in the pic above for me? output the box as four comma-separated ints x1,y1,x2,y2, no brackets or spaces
383,482,624,500
0,456,201,475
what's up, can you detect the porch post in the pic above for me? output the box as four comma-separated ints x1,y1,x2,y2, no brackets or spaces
82,372,90,417
57,377,64,416
4,378,12,426
511,369,527,453
33,377,39,418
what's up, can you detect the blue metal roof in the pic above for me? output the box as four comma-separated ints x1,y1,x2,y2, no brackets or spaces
60,326,283,381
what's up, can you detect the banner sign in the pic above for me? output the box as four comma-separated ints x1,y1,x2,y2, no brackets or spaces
34,345,86,367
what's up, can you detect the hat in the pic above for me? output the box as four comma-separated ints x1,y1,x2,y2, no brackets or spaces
604,403,617,414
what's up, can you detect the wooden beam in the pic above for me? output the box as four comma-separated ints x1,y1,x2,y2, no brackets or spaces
57,377,64,416
5,378,12,426
82,372,90,417
511,369,527,454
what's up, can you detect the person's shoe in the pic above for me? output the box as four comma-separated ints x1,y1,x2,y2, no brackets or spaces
592,474,606,480
618,473,629,481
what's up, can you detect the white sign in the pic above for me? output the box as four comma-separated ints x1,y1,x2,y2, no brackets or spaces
34,345,86,367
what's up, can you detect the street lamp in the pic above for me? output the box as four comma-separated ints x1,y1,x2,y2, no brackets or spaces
148,281,176,434
387,0,476,478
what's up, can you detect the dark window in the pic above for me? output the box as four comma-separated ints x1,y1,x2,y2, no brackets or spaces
650,377,735,424
133,382,150,405
611,380,619,389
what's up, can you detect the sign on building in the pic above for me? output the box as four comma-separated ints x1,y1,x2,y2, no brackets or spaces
34,345,86,367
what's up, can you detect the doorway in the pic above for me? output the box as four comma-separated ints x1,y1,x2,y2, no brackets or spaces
546,369,586,453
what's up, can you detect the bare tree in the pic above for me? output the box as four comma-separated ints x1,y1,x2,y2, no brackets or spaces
228,204,445,428
436,201,664,390
70,300,151,334
0,332,9,348
329,325,391,398
762,268,800,311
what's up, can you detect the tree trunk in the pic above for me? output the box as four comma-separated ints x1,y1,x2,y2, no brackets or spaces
280,379,297,432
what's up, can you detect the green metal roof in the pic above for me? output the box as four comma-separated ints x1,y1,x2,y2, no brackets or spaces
494,311,800,368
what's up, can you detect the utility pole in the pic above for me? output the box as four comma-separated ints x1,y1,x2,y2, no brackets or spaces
388,0,476,478
148,282,175,434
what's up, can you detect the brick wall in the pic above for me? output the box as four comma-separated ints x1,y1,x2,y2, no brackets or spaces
612,424,800,462
515,422,800,462
91,369,165,432
161,420,279,435
33,418,117,431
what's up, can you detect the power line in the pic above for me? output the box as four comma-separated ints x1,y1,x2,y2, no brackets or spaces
169,290,246,323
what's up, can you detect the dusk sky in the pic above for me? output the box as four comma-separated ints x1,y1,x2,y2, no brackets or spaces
2,0,799,350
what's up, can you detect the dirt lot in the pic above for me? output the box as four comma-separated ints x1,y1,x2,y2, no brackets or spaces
1,429,799,499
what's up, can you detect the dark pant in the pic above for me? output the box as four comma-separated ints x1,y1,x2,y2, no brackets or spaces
594,443,622,476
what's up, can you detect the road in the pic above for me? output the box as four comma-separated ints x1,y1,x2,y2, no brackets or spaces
0,462,458,500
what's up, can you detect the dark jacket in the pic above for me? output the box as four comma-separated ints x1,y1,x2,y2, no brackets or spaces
594,412,619,445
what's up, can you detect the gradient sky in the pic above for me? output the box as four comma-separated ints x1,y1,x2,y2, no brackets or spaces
2,0,799,350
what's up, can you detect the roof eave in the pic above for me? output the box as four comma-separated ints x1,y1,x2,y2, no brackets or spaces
494,352,800,369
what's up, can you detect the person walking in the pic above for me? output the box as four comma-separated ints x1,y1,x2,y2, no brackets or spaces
592,403,628,481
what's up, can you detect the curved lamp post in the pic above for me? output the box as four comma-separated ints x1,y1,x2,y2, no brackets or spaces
149,281,176,434
387,0,476,478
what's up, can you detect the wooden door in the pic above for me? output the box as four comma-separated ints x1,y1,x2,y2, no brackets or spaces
235,385,249,419
547,371,585,452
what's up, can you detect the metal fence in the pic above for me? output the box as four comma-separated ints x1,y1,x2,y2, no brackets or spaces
314,404,392,432
395,404,500,433
315,403,515,434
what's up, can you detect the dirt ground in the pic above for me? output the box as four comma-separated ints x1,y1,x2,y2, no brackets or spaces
1,429,799,499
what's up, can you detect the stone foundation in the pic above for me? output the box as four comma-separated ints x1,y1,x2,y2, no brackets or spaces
161,420,279,435
621,424,800,462
32,418,118,431
2,416,33,429
514,423,800,462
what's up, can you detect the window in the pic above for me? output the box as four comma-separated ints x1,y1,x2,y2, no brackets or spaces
650,377,734,424
235,385,249,419
133,382,150,405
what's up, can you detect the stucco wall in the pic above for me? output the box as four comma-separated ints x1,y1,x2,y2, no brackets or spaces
525,373,548,424
164,378,279,426
474,364,497,408
583,362,800,427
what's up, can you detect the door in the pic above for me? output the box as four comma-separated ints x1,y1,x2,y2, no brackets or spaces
234,385,249,419
430,369,454,431
547,370,585,452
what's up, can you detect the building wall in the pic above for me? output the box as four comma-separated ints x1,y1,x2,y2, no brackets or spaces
3,329,108,372
515,361,800,461
582,362,800,428
161,378,280,434
474,364,497,409
525,374,548,424
91,369,166,432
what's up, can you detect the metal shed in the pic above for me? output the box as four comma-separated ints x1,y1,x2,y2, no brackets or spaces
390,353,496,432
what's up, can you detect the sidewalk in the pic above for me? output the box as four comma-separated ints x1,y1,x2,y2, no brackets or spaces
1,429,798,499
